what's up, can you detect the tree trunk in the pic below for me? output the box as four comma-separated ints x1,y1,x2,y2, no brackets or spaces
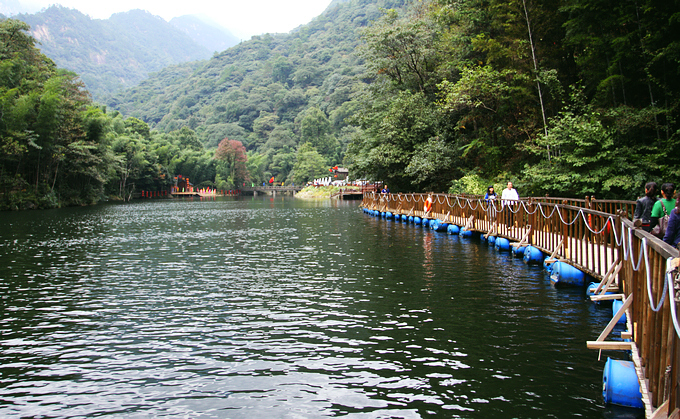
521,0,550,160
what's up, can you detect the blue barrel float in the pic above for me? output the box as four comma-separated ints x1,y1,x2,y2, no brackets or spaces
401,214,408,223
495,237,511,251
612,299,627,324
544,258,557,272
523,246,544,265
430,219,449,232
408,215,414,223
460,227,473,238
550,262,585,286
602,358,643,409
385,212,393,220
512,244,527,257
447,225,460,235
422,218,430,228
414,216,421,225
587,282,615,297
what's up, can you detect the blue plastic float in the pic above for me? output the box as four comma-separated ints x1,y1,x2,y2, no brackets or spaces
602,358,643,409
586,282,614,297
495,237,511,251
414,216,421,225
430,219,449,232
422,218,430,228
512,245,527,257
488,235,496,245
612,299,627,324
447,225,460,235
523,246,544,265
408,216,414,223
550,262,585,286
385,212,392,219
460,227,472,238
544,258,559,273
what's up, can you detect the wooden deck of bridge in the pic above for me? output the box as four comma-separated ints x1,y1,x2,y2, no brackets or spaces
363,191,680,418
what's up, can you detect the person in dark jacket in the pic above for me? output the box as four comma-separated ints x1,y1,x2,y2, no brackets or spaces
633,181,658,232
663,200,680,248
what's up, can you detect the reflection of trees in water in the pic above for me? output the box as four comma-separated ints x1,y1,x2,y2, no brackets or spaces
422,231,434,282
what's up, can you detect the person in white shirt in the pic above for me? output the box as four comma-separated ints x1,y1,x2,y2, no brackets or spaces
501,182,519,227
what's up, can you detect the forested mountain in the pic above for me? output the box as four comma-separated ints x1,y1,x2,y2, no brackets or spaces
14,6,214,100
108,0,407,186
170,15,240,53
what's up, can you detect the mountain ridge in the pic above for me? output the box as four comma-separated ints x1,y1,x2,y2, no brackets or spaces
11,6,238,100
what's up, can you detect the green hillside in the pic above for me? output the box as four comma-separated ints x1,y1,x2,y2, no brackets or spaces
15,6,213,100
107,0,405,184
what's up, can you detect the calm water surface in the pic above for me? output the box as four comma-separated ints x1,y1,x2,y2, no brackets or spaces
0,196,638,417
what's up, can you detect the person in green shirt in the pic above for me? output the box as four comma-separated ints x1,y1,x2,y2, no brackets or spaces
650,182,676,231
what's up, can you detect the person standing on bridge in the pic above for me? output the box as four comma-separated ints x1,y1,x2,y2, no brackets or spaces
633,181,658,232
485,186,498,220
501,181,519,228
381,185,390,194
650,182,675,236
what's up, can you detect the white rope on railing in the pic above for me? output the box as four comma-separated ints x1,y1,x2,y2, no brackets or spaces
554,206,583,226
612,221,624,247
577,211,616,235
436,195,447,205
645,247,668,312
537,203,559,219
667,262,680,337
623,226,645,272
521,201,539,215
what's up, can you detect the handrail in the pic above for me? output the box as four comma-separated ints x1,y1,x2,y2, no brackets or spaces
362,191,679,416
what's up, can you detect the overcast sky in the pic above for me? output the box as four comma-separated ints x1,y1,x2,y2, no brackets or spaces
7,0,333,39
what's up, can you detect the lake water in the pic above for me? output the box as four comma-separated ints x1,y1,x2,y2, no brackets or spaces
0,196,641,417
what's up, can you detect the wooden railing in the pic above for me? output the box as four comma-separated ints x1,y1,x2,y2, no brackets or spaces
362,192,679,417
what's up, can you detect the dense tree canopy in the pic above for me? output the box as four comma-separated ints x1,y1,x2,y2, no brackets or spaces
345,0,680,198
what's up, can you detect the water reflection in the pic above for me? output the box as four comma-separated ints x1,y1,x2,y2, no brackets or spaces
0,197,637,417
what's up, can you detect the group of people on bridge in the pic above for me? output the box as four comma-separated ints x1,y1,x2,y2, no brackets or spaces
633,181,680,248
